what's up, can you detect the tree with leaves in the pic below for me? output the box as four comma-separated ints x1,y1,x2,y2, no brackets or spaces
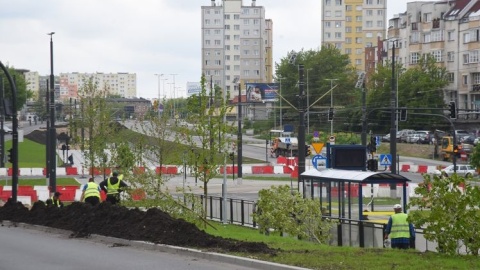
408,174,480,255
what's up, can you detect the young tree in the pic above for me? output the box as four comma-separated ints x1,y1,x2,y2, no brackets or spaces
183,74,233,224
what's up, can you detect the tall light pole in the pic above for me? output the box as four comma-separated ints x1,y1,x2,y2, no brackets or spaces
325,79,338,135
278,77,283,129
48,32,57,193
154,74,163,117
170,74,178,118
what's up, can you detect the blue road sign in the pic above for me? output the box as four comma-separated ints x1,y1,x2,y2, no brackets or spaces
312,154,327,169
379,154,392,166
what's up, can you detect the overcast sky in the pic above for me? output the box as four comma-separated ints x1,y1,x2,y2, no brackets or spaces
0,0,419,99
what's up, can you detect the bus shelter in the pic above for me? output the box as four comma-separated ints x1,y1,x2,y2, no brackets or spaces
300,168,411,221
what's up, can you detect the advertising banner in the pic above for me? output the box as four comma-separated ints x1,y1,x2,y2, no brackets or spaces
245,83,279,103
186,82,201,97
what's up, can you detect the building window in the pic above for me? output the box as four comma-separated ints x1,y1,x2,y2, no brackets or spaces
225,55,230,60
366,10,373,16
356,48,362,54
447,51,455,62
214,29,221,35
346,16,352,22
377,10,383,16
424,33,431,43
244,19,249,25
345,38,352,44
473,73,480,85
335,11,342,17
346,5,352,11
234,14,240,20
234,35,239,40
244,70,250,76
463,75,468,85
205,9,210,14
225,25,230,30
447,73,454,83
253,19,259,25
355,37,362,43
225,45,230,50
448,31,455,41
215,40,221,45
345,48,352,54
234,45,239,50
214,19,220,25
253,30,259,35
243,50,249,55
335,0,342,5
335,21,342,28
325,0,331,5
234,65,240,71
254,50,259,55
243,8,250,14
325,32,331,39
325,11,331,17
366,21,373,27
224,14,230,20
356,5,362,11
205,40,211,45
234,25,240,30
411,52,420,64
356,16,362,21
366,32,373,38
464,32,470,43
431,50,443,62
377,20,383,27
356,27,362,32
366,0,373,4
469,50,479,63
254,9,259,14
423,13,432,23
325,22,331,28
205,51,210,56
410,32,420,43
345,27,352,33
244,30,250,35
215,50,221,55
431,30,444,42
335,32,342,39
355,59,362,65
205,19,210,25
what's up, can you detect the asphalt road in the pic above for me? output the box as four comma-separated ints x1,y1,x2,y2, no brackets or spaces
0,225,264,270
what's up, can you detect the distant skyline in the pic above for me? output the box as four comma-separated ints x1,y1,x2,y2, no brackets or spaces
0,0,418,99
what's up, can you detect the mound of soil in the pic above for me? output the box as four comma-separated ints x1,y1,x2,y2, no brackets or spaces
0,200,275,254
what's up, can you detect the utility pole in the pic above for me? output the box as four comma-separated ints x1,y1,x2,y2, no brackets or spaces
306,69,312,134
235,78,242,180
297,65,306,183
170,74,178,118
154,74,163,117
48,32,57,193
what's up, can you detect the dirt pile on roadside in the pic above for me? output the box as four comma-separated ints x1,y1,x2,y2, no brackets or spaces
0,199,275,254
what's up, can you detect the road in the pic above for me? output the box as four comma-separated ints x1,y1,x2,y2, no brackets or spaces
0,225,263,270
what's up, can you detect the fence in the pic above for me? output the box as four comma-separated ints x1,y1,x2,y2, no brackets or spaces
189,194,459,253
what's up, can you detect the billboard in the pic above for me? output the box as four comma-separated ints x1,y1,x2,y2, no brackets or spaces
245,83,279,103
186,82,202,97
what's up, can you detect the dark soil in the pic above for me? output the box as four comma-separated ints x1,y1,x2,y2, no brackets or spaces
0,199,276,254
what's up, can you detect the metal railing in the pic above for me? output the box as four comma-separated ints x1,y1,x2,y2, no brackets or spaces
187,193,463,253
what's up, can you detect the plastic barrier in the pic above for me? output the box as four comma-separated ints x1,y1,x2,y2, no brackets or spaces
7,168,20,176
65,167,78,175
251,166,274,174
277,156,287,165
133,167,145,175
283,166,293,173
89,168,102,175
417,165,428,174
131,189,146,201
166,166,178,174
400,164,410,172
58,189,76,201
18,190,38,202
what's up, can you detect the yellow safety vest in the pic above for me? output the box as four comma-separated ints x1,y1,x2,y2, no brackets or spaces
50,196,61,207
107,178,121,195
390,213,410,239
84,182,100,199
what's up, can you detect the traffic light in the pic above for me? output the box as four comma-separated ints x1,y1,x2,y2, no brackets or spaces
229,152,234,161
370,136,377,153
400,108,407,121
328,107,334,121
7,148,13,163
449,101,456,119
453,145,460,157
305,145,311,156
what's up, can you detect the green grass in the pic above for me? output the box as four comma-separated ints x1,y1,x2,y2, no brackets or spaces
204,222,480,270
4,139,56,168
0,178,80,186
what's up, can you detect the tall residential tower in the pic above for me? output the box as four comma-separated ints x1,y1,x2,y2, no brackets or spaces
321,0,387,71
201,0,273,99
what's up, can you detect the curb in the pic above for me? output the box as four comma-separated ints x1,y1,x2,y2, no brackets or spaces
1,221,309,270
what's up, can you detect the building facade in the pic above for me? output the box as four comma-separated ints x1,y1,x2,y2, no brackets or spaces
321,0,387,71
388,0,480,112
201,0,273,100
24,71,137,102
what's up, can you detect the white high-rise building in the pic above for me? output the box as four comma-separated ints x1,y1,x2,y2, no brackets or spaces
201,0,273,99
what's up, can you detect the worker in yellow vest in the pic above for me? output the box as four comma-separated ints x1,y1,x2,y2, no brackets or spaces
80,177,101,206
384,204,415,249
99,171,127,205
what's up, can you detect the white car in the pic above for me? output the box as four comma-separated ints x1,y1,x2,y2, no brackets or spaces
433,164,477,177
1,126,12,134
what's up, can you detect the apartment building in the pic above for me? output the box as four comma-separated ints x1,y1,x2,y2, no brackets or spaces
388,0,480,111
24,71,137,101
321,0,387,71
201,0,273,100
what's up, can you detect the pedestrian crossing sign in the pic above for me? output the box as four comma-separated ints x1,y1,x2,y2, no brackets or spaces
379,154,392,166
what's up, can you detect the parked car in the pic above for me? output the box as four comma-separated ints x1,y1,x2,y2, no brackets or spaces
474,137,480,146
460,135,475,145
406,133,420,143
433,164,477,178
397,129,415,143
381,133,390,142
1,126,12,134
416,130,433,144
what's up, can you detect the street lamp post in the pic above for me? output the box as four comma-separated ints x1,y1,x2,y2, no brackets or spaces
48,32,57,193
278,77,283,129
325,79,338,135
154,74,163,117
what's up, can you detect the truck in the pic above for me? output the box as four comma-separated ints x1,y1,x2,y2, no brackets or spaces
269,129,310,158
440,136,473,161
